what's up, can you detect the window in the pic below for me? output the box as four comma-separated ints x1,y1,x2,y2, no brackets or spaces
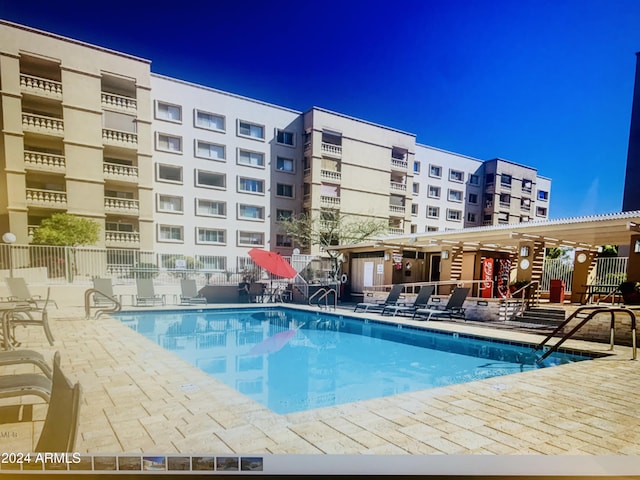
427,206,440,218
522,179,533,193
449,169,464,182
521,198,531,211
537,206,548,217
156,164,182,183
276,156,294,173
448,189,463,202
499,193,511,206
105,222,134,232
413,161,421,173
484,194,494,208
238,120,264,140
158,225,183,242
196,199,226,217
156,133,182,153
447,209,462,221
411,204,419,216
157,194,183,213
412,183,419,195
196,170,226,189
238,150,265,167
197,228,225,244
428,185,441,198
410,224,417,234
276,183,294,198
198,255,226,271
238,204,265,220
276,129,295,146
429,165,442,178
426,226,439,232
486,173,495,185
238,177,264,194
467,212,477,222
155,101,182,122
196,141,225,161
238,231,264,246
501,174,512,188
276,234,293,247
195,110,225,131
276,209,293,221
538,190,549,201
483,214,493,223
469,174,479,185
521,216,530,223
468,193,478,204
497,212,509,223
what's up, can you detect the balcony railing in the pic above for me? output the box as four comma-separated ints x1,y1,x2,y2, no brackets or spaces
24,150,66,172
101,92,137,112
105,230,140,247
104,197,139,214
390,158,408,170
102,129,138,147
388,227,404,235
320,195,340,207
303,167,311,178
20,74,63,99
321,169,341,182
321,143,342,158
25,188,67,208
22,113,64,136
390,181,406,192
389,204,406,215
103,162,139,181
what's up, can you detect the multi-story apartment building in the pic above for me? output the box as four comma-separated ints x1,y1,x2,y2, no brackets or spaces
0,20,551,274
0,21,154,255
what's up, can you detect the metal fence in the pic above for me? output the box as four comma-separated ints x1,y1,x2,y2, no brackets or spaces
541,258,575,292
540,256,629,292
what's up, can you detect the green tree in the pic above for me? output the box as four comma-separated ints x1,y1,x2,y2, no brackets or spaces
279,210,387,279
32,213,100,246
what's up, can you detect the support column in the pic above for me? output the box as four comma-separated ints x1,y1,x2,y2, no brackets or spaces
626,234,640,281
571,250,597,303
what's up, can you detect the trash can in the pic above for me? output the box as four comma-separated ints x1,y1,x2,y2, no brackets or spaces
549,279,565,303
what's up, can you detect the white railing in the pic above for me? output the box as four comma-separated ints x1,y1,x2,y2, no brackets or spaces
321,169,341,181
104,197,139,213
103,162,138,180
101,92,137,112
390,158,408,170
20,74,63,97
321,143,342,157
389,204,405,215
303,167,311,178
320,195,340,207
390,181,406,192
102,128,138,146
25,188,67,207
22,113,64,134
24,150,66,171
388,227,404,235
105,231,141,246
594,256,628,285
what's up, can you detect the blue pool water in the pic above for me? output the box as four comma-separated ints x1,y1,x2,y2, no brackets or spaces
115,308,593,414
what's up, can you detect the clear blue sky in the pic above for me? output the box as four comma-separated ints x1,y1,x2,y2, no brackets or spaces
2,0,640,219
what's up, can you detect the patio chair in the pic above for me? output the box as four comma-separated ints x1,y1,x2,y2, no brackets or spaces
0,349,53,379
5,277,58,309
3,287,55,348
180,279,207,305
412,287,470,321
0,351,58,402
354,284,404,312
248,283,266,303
92,277,117,306
35,351,81,452
135,278,164,307
382,285,435,317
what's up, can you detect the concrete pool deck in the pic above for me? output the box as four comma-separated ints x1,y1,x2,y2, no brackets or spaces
1,303,639,457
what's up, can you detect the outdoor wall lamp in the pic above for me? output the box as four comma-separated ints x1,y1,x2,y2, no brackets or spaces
635,240,640,254
2,232,16,278
441,250,449,259
519,245,530,257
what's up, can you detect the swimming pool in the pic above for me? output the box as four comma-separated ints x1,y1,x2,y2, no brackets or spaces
115,307,594,414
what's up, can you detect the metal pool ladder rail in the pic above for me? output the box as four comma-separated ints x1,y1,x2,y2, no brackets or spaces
533,305,637,364
308,288,337,310
84,288,122,319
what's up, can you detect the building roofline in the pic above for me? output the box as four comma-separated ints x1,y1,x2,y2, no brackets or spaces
305,106,417,138
0,19,151,64
415,143,484,164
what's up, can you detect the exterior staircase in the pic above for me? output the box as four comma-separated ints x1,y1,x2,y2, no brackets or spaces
506,306,566,331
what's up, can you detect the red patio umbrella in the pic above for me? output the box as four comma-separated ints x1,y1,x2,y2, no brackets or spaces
248,248,297,278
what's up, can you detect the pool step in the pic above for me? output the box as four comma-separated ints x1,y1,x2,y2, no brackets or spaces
510,307,566,328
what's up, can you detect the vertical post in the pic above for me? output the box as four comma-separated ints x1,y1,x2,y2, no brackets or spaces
2,232,17,278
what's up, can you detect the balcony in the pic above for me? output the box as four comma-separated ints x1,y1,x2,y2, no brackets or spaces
321,142,342,158
388,227,405,235
105,230,140,248
102,128,138,148
390,181,406,192
24,150,66,173
390,158,408,171
25,188,67,208
320,195,340,207
389,204,406,216
320,169,341,182
20,74,63,100
22,113,64,136
101,92,137,113
103,162,139,182
303,167,311,178
104,197,139,215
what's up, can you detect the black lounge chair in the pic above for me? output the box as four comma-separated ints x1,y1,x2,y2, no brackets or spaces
412,287,469,321
382,285,435,317
354,284,404,312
